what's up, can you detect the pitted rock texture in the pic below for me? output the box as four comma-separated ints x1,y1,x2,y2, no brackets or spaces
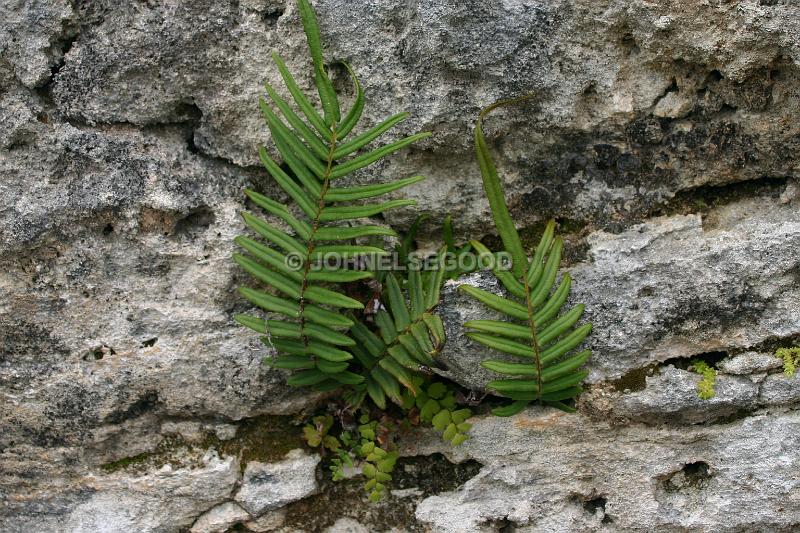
234,450,321,515
36,0,800,234
414,407,800,532
3,0,800,531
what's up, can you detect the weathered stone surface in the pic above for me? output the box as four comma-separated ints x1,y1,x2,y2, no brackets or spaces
415,407,800,532
244,509,288,532
439,192,800,388
235,449,321,516
759,374,800,406
42,0,800,233
435,272,508,391
191,501,251,533
611,366,759,425
0,120,317,456
323,517,371,533
59,451,238,533
719,351,783,375
3,0,800,531
0,0,76,88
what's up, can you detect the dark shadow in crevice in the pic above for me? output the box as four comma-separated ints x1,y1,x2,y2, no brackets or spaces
279,453,483,532
610,351,727,393
173,206,216,238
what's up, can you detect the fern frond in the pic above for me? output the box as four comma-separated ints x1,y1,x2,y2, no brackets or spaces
461,103,593,415
234,0,428,390
348,248,448,406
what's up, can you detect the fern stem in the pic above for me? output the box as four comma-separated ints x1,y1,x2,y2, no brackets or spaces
298,125,339,348
522,274,543,403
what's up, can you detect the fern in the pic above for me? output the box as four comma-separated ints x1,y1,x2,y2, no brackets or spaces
460,101,593,417
443,214,480,280
690,360,717,400
776,347,800,377
233,0,429,390
347,251,448,408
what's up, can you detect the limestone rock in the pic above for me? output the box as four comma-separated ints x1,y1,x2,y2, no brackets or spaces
42,0,800,232
611,366,759,424
719,351,783,375
244,510,288,532
3,0,800,531
62,451,240,533
759,374,800,406
235,450,321,516
324,517,371,533
191,502,251,533
415,408,800,532
0,0,76,87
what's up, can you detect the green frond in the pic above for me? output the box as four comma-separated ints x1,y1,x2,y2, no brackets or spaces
264,82,329,159
319,199,417,221
234,0,428,391
474,106,526,277
330,132,431,179
458,285,529,320
337,62,364,138
313,226,397,241
344,248,449,404
245,187,312,239
326,175,425,202
241,212,307,256
463,102,593,412
332,112,409,159
271,52,330,140
235,236,302,281
297,0,340,125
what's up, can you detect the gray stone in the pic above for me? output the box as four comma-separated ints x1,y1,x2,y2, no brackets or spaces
718,351,783,375
435,273,509,391
324,518,371,533
235,449,320,516
63,451,240,533
0,120,316,459
191,502,251,533
244,510,288,532
415,408,800,532
40,0,800,233
0,0,77,88
612,366,759,424
758,374,800,406
652,90,693,119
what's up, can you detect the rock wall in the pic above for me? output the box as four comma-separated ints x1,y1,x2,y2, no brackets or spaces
2,0,799,531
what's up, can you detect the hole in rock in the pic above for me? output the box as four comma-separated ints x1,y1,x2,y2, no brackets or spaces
173,207,215,237
279,454,482,532
141,337,158,348
662,461,712,493
104,391,160,424
262,6,285,26
663,351,727,371
83,345,116,361
583,495,607,515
